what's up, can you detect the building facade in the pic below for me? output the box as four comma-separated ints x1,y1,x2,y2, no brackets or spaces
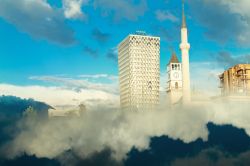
219,64,250,96
118,32,160,111
167,52,183,104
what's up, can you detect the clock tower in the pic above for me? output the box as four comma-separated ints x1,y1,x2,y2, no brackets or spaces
167,51,183,105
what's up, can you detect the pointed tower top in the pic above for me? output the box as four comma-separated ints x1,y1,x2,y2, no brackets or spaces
168,51,180,64
182,0,187,28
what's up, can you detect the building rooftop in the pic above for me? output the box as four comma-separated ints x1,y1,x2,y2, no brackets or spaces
220,64,250,74
168,52,180,64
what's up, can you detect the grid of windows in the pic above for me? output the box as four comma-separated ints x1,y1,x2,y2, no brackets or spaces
118,35,160,111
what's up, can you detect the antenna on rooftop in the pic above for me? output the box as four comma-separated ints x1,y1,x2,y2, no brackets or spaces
135,31,147,36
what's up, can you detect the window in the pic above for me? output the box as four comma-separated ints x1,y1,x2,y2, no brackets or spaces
175,64,177,70
175,82,179,89
148,81,152,90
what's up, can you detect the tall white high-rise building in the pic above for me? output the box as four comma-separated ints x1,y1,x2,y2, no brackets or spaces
180,2,191,104
118,32,160,111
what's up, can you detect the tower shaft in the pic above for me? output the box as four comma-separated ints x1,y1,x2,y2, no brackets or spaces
180,1,191,104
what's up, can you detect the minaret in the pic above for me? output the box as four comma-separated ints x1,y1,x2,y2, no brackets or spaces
180,0,191,104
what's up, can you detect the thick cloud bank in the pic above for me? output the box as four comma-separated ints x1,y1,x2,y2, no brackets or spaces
1,100,250,165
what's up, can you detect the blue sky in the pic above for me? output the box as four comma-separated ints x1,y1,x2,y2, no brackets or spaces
1,0,250,105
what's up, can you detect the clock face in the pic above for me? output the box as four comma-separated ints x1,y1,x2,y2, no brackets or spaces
173,72,179,79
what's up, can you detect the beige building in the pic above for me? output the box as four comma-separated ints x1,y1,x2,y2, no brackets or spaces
219,64,250,96
118,32,160,111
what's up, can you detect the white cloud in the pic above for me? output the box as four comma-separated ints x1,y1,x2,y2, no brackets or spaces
78,74,118,81
5,99,250,162
189,0,250,46
221,0,250,17
63,0,88,20
220,0,250,44
155,10,179,22
93,0,147,21
0,0,75,45
0,84,119,109
4,105,210,161
29,75,119,94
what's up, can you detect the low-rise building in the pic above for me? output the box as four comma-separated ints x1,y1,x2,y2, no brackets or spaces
219,64,250,96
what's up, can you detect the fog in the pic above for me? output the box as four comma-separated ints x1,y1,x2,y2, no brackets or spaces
1,99,250,165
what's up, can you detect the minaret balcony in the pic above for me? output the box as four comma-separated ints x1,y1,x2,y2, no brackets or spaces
179,43,190,50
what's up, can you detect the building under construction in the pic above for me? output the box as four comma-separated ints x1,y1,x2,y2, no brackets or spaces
219,64,250,96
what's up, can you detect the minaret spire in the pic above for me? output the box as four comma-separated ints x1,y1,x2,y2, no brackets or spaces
180,0,191,104
182,0,187,28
